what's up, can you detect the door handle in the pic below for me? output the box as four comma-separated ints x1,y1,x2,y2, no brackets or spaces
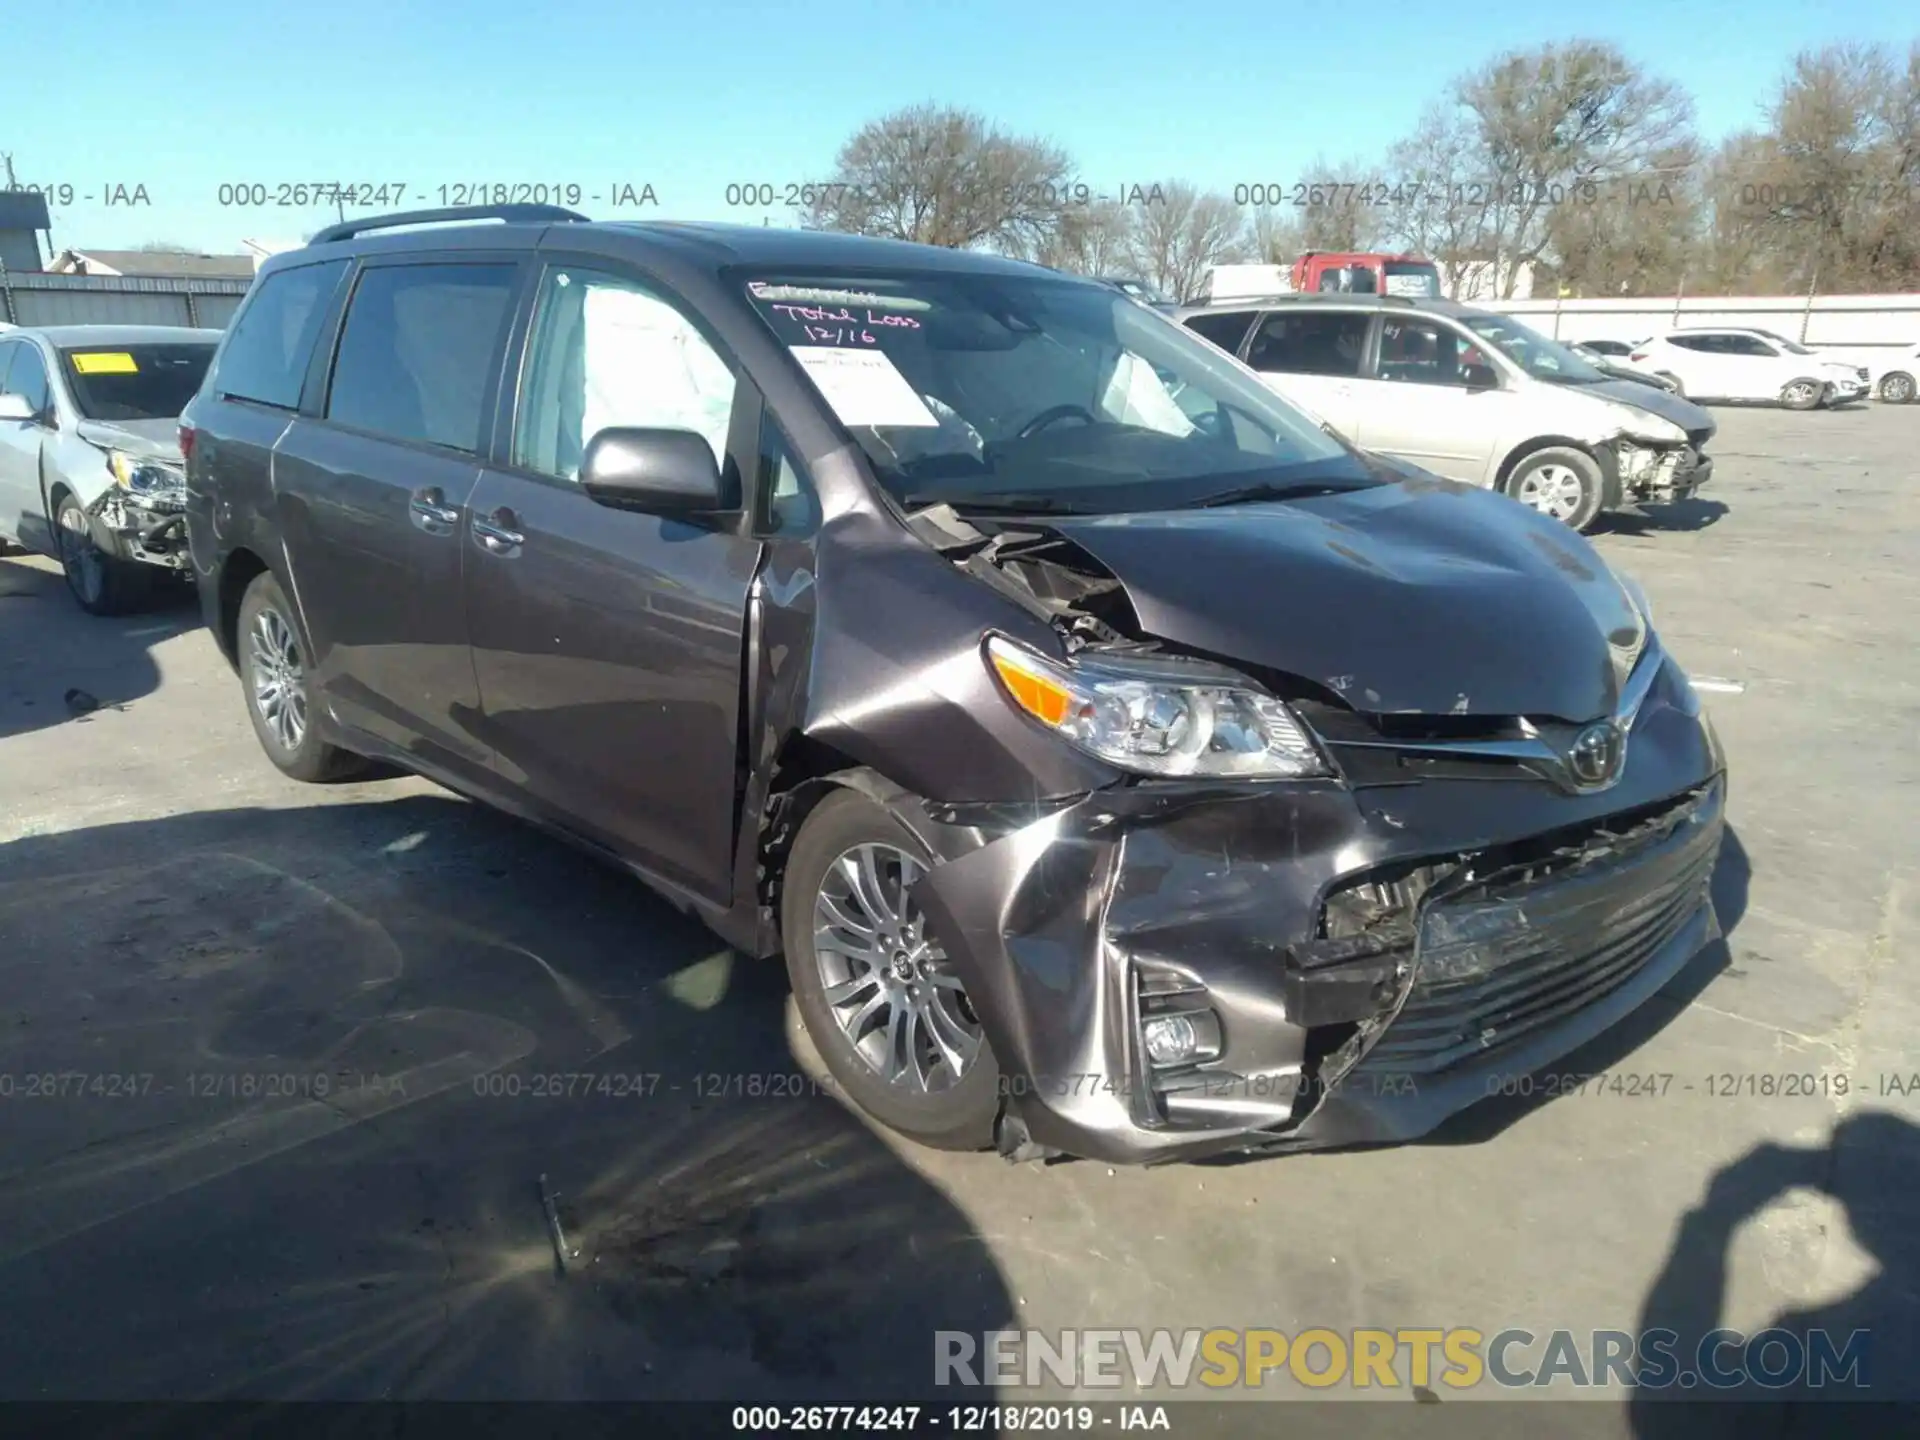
472,507,524,556
409,487,461,535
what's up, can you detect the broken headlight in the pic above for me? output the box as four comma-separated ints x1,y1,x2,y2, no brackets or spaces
107,449,186,503
986,635,1329,778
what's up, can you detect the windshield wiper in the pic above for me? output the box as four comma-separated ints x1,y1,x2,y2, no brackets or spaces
1178,479,1358,509
903,492,1087,515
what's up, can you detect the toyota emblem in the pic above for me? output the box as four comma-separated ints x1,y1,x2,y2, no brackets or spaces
1565,721,1623,788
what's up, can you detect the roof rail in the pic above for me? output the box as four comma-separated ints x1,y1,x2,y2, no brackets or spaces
308,204,591,246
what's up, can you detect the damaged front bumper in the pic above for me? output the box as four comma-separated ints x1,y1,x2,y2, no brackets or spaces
910,654,1725,1166
1611,439,1712,505
84,488,190,571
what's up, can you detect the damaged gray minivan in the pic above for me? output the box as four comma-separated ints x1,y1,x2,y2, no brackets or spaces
183,207,1726,1165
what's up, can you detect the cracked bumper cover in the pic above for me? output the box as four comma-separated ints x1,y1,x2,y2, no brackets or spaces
88,489,189,569
910,656,1725,1165
1613,441,1712,501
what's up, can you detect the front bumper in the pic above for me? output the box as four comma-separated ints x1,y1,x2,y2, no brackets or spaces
87,489,190,570
1614,441,1712,503
911,657,1725,1165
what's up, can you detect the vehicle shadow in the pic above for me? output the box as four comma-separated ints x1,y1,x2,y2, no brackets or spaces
1628,1112,1920,1436
0,792,1013,1401
0,554,201,741
1600,498,1731,536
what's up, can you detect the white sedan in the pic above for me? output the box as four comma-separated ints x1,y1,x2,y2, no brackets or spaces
1625,328,1869,409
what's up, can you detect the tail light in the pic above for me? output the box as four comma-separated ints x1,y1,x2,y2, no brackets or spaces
177,422,197,464
1628,351,1649,362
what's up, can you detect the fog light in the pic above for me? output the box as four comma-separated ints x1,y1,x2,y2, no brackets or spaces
1143,1014,1199,1066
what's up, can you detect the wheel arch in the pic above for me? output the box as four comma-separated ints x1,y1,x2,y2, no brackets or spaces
213,547,272,670
1496,435,1622,511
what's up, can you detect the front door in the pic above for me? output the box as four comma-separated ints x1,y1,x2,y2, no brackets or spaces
0,340,54,547
270,257,523,782
463,260,761,902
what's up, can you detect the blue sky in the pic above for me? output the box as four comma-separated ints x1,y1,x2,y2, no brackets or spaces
6,0,1909,254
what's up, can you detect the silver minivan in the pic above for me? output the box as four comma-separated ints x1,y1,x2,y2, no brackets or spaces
1179,295,1717,532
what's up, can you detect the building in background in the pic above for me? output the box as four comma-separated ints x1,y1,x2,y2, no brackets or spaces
46,248,255,280
0,191,52,273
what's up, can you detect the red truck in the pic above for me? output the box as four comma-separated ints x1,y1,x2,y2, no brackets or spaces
1292,251,1443,298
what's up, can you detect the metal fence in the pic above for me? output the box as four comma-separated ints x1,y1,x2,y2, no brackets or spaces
0,264,252,329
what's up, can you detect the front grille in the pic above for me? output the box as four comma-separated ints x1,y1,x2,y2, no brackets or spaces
1353,785,1721,1075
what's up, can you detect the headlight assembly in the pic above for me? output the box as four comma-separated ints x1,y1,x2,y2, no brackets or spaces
107,449,186,500
985,635,1329,779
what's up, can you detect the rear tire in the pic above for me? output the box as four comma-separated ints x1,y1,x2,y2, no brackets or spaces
54,491,151,616
1879,371,1915,404
781,789,1001,1151
1504,447,1606,533
1781,378,1823,411
236,571,370,783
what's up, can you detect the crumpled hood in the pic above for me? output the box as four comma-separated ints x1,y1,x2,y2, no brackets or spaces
1044,481,1646,721
76,417,185,464
1578,378,1715,438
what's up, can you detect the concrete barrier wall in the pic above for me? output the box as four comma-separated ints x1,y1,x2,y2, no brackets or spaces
1483,293,1920,355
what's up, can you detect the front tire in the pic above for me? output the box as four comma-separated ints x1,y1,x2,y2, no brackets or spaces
1781,378,1823,410
782,789,1001,1151
1879,371,1915,404
54,491,151,616
1505,447,1606,532
236,571,369,783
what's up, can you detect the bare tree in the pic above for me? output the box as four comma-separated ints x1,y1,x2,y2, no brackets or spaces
1380,104,1490,296
1124,183,1248,301
1545,139,1704,295
1440,41,1697,297
1244,203,1304,266
1285,155,1393,251
1024,200,1137,275
800,105,1076,252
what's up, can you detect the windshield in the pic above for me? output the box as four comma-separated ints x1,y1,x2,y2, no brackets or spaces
1111,278,1173,305
1458,314,1610,384
59,343,215,421
1383,261,1442,298
743,273,1366,514
1752,329,1812,355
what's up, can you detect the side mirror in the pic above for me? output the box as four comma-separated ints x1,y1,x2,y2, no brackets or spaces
1461,363,1500,390
0,394,35,423
579,427,726,518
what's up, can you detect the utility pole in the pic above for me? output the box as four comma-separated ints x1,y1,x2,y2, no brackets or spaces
0,152,17,188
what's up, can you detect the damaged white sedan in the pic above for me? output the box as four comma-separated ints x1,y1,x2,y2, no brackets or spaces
0,324,219,613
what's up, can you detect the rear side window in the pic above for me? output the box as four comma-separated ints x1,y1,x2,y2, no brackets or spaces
1183,310,1257,354
1245,311,1371,377
214,259,348,408
1667,335,1717,353
327,263,519,453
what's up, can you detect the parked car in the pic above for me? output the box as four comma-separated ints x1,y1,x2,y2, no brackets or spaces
1093,276,1178,312
1570,343,1680,393
1865,341,1919,404
1179,294,1716,531
0,324,220,612
184,204,1727,1166
1625,328,1869,409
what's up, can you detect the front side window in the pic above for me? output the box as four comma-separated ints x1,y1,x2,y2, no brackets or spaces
327,262,519,452
1,342,49,415
742,272,1363,516
1377,318,1474,386
1246,311,1370,377
214,259,348,409
1457,313,1608,384
514,266,737,482
59,343,215,421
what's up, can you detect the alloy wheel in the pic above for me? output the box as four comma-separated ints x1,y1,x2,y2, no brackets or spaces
249,606,309,752
1514,463,1587,523
812,843,982,1093
57,504,104,608
1783,380,1818,406
1883,374,1915,404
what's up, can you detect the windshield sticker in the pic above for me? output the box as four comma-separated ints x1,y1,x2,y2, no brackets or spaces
764,302,924,348
750,281,932,312
791,346,939,428
1384,274,1434,298
70,351,139,375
